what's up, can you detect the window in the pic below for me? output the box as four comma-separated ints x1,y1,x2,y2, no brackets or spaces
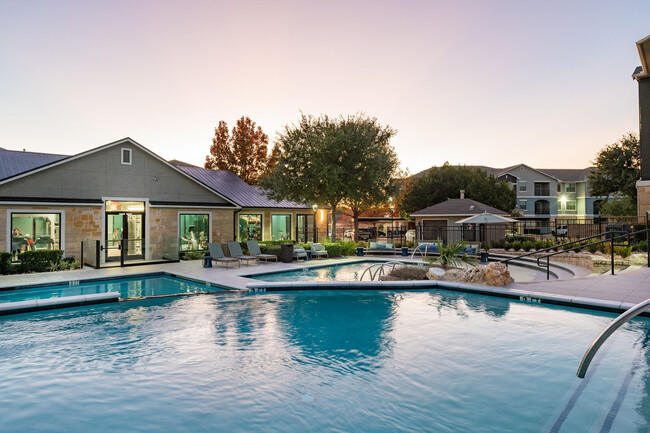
518,181,527,192
557,184,562,192
179,214,209,251
121,148,132,165
534,182,550,196
566,200,576,211
565,183,576,193
534,200,550,215
239,214,262,241
11,213,61,254
271,215,291,241
518,200,527,210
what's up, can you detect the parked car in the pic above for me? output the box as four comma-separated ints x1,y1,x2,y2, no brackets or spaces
405,229,415,242
356,227,386,241
344,229,354,238
552,225,568,237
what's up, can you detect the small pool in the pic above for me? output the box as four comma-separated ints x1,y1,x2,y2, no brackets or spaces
0,289,648,432
0,275,221,303
249,260,547,282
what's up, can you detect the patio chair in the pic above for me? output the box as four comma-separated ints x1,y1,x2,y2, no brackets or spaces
227,241,258,266
246,240,278,263
310,243,328,259
207,243,240,268
293,246,308,261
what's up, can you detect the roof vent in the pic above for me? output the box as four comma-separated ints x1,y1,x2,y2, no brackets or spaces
460,190,465,200
469,205,475,211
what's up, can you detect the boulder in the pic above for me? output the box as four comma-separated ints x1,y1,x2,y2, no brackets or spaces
426,267,446,280
441,268,465,281
460,262,513,287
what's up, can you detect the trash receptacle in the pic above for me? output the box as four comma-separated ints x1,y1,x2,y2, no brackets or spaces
401,247,409,256
280,243,294,263
356,247,364,256
480,252,489,263
202,256,212,268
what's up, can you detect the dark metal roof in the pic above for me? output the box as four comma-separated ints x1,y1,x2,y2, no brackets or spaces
0,148,68,181
412,198,508,216
178,165,313,209
536,168,593,182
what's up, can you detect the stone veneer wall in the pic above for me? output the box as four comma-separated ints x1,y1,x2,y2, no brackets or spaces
637,181,650,217
147,208,234,259
0,205,102,259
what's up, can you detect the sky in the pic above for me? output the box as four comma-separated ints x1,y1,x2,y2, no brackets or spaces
1,0,649,174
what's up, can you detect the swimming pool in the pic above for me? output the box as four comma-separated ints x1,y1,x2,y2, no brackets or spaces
249,260,548,282
1,289,648,432
0,275,222,303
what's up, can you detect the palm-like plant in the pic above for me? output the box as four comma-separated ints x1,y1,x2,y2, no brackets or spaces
431,240,477,269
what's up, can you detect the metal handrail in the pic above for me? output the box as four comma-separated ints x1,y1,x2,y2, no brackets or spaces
501,228,650,279
576,297,650,378
359,260,404,281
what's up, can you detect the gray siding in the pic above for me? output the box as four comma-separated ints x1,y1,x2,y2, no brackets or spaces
0,143,230,204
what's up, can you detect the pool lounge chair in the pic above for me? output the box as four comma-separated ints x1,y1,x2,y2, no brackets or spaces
207,243,240,268
293,246,308,261
366,241,394,255
227,242,258,266
310,243,328,259
246,240,278,263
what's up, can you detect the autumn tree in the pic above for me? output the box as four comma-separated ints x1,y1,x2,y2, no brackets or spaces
204,116,277,184
261,113,399,241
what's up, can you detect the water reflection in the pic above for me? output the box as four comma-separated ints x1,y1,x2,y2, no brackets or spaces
427,291,511,319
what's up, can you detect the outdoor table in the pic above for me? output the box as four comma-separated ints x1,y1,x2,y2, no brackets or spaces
202,256,212,268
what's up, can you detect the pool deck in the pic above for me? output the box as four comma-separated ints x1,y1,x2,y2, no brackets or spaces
2,257,650,314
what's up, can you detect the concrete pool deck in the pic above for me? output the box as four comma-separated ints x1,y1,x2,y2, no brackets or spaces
1,256,650,314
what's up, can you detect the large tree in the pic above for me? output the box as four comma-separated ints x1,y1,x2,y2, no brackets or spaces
399,163,516,215
588,133,640,199
204,116,276,184
261,113,399,240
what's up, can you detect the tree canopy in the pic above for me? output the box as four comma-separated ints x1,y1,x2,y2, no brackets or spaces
204,116,276,184
399,164,516,215
260,113,399,240
588,133,640,199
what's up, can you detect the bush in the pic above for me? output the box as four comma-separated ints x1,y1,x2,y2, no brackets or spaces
388,265,428,280
511,241,522,251
534,240,545,250
633,240,648,252
522,240,534,252
614,246,632,258
180,250,208,260
336,241,358,256
259,240,296,246
16,250,63,273
322,243,343,258
259,244,282,258
0,252,12,275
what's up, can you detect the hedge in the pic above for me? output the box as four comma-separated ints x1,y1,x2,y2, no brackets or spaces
0,252,12,275
1,250,65,274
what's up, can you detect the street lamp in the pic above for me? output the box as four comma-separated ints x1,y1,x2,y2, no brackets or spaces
312,204,318,243
388,197,395,243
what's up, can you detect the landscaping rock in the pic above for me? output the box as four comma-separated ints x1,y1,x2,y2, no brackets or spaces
459,262,513,287
442,269,465,281
426,267,446,280
630,253,649,266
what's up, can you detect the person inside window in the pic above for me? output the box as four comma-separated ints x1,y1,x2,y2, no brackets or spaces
12,228,28,258
181,225,198,250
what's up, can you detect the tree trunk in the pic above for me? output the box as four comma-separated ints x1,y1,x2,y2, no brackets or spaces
353,209,360,242
330,203,337,242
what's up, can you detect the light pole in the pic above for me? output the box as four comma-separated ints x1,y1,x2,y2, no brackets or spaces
312,204,318,243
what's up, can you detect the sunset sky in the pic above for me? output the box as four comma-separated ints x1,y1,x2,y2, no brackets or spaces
1,0,649,174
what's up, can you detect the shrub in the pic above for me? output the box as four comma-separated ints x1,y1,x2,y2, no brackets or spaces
533,240,545,250
259,240,296,246
633,240,648,252
16,250,63,273
522,241,534,252
614,246,632,258
180,250,207,260
511,241,522,251
322,243,343,258
388,265,428,280
336,241,358,256
0,252,12,275
259,244,282,258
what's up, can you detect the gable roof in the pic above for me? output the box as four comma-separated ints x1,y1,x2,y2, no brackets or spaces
0,138,239,207
412,198,508,216
177,165,313,209
536,168,592,182
0,148,68,181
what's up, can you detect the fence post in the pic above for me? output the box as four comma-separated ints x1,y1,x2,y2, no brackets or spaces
80,241,84,269
547,256,550,280
95,239,101,269
610,232,615,275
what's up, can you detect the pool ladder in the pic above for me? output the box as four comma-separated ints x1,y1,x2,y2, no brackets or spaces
576,297,650,378
359,261,404,281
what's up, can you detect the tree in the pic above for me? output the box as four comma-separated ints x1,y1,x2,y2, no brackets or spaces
599,194,637,216
204,116,277,184
588,133,640,199
261,113,399,241
399,164,516,215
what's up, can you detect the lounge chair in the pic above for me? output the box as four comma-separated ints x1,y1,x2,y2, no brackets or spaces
310,243,328,259
246,240,278,263
293,246,308,261
413,242,439,257
207,243,240,268
366,241,394,255
227,241,258,266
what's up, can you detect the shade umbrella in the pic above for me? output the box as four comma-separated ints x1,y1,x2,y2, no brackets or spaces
455,212,518,249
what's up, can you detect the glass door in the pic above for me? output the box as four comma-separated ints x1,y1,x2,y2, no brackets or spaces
125,214,144,260
296,214,315,243
106,213,124,262
105,212,145,262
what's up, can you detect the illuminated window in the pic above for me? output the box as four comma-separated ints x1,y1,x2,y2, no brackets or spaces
239,214,262,241
271,215,291,241
179,214,209,251
11,213,61,253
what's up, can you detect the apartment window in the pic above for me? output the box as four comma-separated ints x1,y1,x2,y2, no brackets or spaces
179,214,209,251
11,213,61,254
271,215,291,241
534,182,550,196
566,200,576,211
565,183,576,193
534,200,550,215
121,148,132,165
518,200,527,211
557,184,562,192
518,181,527,192
239,214,262,241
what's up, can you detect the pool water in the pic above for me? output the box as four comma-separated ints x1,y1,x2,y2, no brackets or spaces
0,275,218,303
1,289,648,432
250,260,546,282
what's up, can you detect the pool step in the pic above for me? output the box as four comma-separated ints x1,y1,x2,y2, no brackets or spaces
0,292,120,316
